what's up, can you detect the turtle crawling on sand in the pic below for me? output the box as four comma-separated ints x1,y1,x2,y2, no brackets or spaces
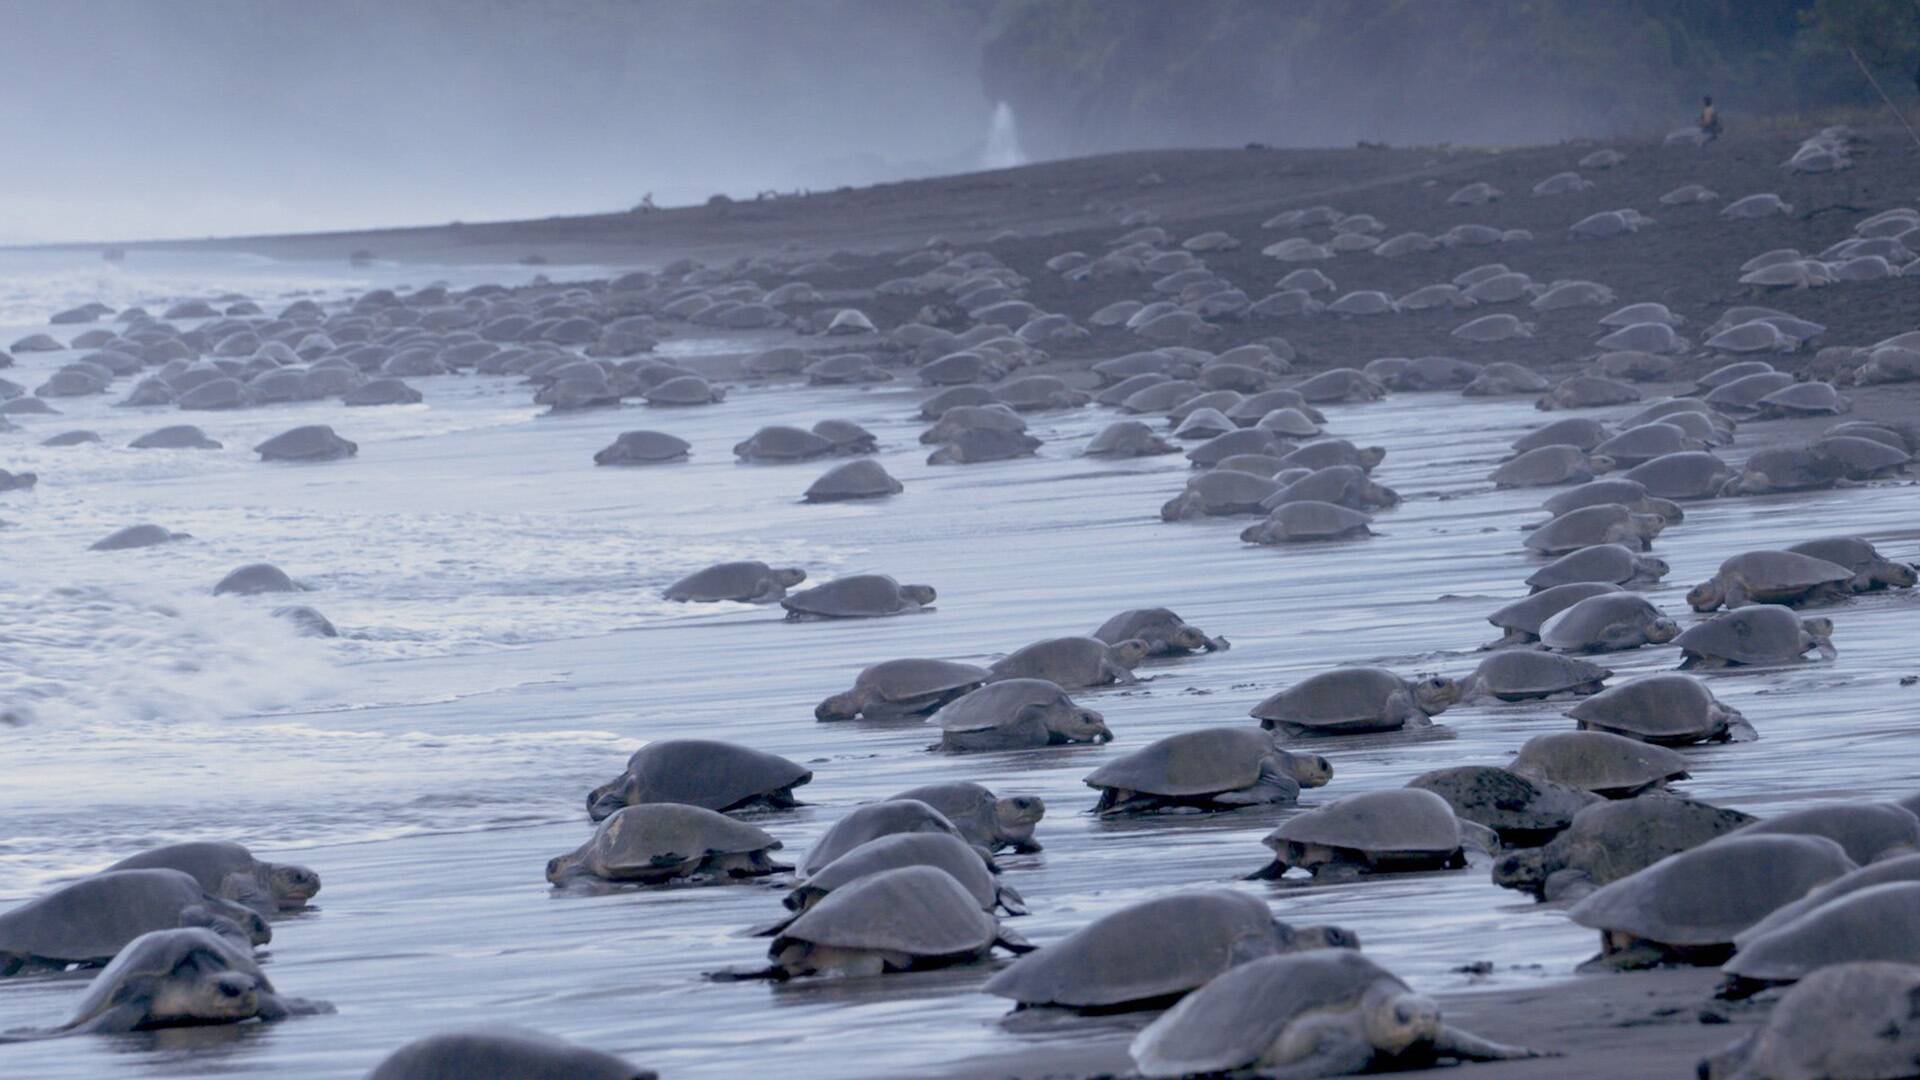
888,781,1044,853
366,1030,654,1080
546,804,787,886
781,574,935,619
1786,535,1917,592
1509,730,1689,797
987,636,1148,689
1699,962,1920,1080
1538,592,1679,652
1084,727,1332,814
1093,607,1227,655
1686,550,1857,611
1457,651,1610,702
1129,950,1541,1079
1251,667,1457,736
665,560,806,604
1252,789,1493,879
586,739,811,821
1482,582,1620,648
760,833,1024,935
1492,797,1756,901
105,841,319,915
815,659,988,721
1,869,270,976
929,678,1111,751
1407,766,1600,846
1567,674,1753,745
1676,605,1835,668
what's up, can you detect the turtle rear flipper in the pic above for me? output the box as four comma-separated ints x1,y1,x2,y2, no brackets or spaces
995,927,1037,954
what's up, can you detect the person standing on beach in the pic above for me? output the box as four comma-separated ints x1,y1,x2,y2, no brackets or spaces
1699,95,1722,142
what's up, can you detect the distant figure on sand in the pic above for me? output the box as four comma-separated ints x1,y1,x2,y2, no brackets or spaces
1699,95,1721,142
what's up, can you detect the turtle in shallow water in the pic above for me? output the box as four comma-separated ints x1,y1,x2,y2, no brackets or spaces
1623,451,1732,500
803,458,902,502
1262,465,1398,511
888,781,1044,853
763,833,1024,935
105,841,319,915
1785,535,1917,592
780,574,935,620
1253,789,1491,879
9,927,329,1037
1406,766,1600,846
254,425,356,462
1568,674,1753,745
1537,375,1642,411
929,678,1111,752
1252,667,1457,736
644,374,724,405
586,739,811,821
1699,962,1920,1080
815,659,989,721
1490,445,1610,488
987,636,1149,689
1509,730,1689,797
1686,550,1856,611
1757,381,1850,419
1093,607,1227,656
1567,833,1855,970
733,425,834,462
1732,802,1920,866
1514,417,1610,454
983,889,1356,1012
1525,544,1669,591
1084,420,1177,457
0,869,270,976
366,1030,654,1080
128,424,222,450
1161,470,1281,521
1593,423,1703,466
1483,582,1621,648
925,426,1042,464
797,799,965,876
1538,592,1680,652
1129,950,1541,1079
594,430,690,465
665,560,806,604
1541,479,1683,523
727,865,1033,979
1084,727,1332,814
1457,650,1610,702
810,418,876,455
547,803,786,886
1524,503,1664,555
1676,605,1836,668
1241,501,1375,544
213,563,303,596
90,524,187,551
1493,797,1757,900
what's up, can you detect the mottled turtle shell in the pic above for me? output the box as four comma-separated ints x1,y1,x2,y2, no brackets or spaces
1265,789,1465,859
1568,834,1855,946
983,889,1292,1009
1407,766,1599,841
1510,730,1688,796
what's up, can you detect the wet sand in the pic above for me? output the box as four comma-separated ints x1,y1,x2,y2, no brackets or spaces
3,125,1918,1079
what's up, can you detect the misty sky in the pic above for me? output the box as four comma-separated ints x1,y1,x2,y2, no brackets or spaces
0,0,999,243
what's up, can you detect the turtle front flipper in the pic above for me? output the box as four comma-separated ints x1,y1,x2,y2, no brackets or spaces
1430,1023,1547,1062
255,993,334,1022
65,1003,151,1036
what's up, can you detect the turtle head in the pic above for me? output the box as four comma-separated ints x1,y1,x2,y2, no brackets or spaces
1588,453,1616,474
1357,445,1387,470
1491,847,1550,894
545,851,584,886
1643,615,1681,644
1278,920,1360,952
900,584,937,606
1109,638,1151,669
1889,562,1920,588
992,795,1046,847
1636,554,1671,580
1802,616,1837,659
189,897,272,947
1686,578,1725,611
587,781,630,822
1630,512,1665,541
151,953,262,1025
772,567,808,588
265,862,321,908
1164,624,1208,652
814,689,866,722
1282,750,1334,789
1051,705,1111,744
1413,674,1460,716
1364,989,1442,1055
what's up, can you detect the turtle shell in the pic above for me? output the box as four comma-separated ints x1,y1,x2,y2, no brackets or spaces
1242,501,1373,543
734,425,834,462
1490,582,1620,634
1538,592,1674,651
803,459,902,502
1542,479,1652,517
367,1030,652,1080
664,561,792,603
1622,452,1731,500
596,739,810,815
1249,667,1415,731
1513,418,1610,454
1568,834,1855,946
1733,803,1920,866
1711,550,1853,599
1466,650,1611,699
1699,962,1920,1080
0,869,265,967
861,659,989,706
1567,674,1738,744
1525,546,1655,590
1675,605,1818,665
594,431,689,464
1407,766,1599,842
983,890,1284,1009
781,574,925,617
771,865,997,958
1492,445,1596,488
565,804,778,880
60,927,273,1032
793,833,1000,915
1510,730,1688,795
1265,789,1464,858
1084,727,1287,798
799,799,962,875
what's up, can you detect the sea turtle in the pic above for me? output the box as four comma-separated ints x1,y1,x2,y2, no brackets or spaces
1229,390,1326,427
1457,651,1611,702
1509,730,1689,797
1730,854,1920,959
888,781,1044,853
1538,592,1680,652
89,525,187,551
104,842,319,915
1757,382,1850,419
1491,445,1610,488
919,385,997,417
1251,667,1457,735
1254,407,1321,439
1280,440,1385,473
585,739,811,821
1187,428,1291,468
1537,375,1642,411
1253,789,1488,879
1452,313,1533,342
1541,479,1683,523
920,403,1027,445
925,426,1042,464
1129,950,1539,1079
1623,451,1733,500
1484,582,1621,648
1593,350,1676,383
1568,674,1753,745
1732,803,1920,866
254,425,356,462
780,574,935,620
1161,471,1280,521
1084,420,1176,457
1812,433,1911,479
1084,727,1333,814
1686,550,1856,611
763,833,1024,934
7,927,327,1037
1292,368,1383,404
1592,424,1703,466
1525,504,1664,555
815,659,989,721
809,419,876,455
665,561,806,604
1786,535,1916,592
1676,605,1836,668
983,889,1357,1012
736,865,1032,978
1262,465,1398,511
1524,545,1669,591
1092,608,1226,656
1492,797,1758,900
1174,408,1238,441
546,803,786,885
1462,362,1552,396
594,431,690,465
995,375,1090,411
644,375,724,405
929,678,1110,752
1699,962,1920,1080
1406,766,1601,846
1705,372,1797,415
1567,834,1855,970
0,869,270,975
1514,418,1610,454
803,459,902,502
1241,501,1375,544
213,563,303,596
802,354,889,385
128,425,223,450
365,1030,654,1080
733,425,834,462
797,800,965,877
987,636,1148,689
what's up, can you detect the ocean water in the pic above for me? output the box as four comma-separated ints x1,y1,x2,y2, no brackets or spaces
1,251,1916,1078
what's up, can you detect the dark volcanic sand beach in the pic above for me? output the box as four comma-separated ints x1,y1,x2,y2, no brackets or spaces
3,123,1918,1080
